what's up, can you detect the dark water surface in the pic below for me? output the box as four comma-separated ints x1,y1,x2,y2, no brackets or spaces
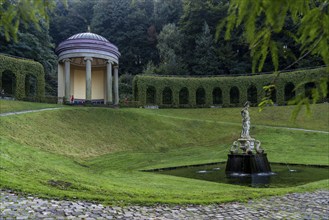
154,163,329,188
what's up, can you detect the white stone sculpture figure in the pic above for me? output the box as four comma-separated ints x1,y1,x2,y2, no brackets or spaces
241,101,251,139
230,141,239,154
255,140,264,154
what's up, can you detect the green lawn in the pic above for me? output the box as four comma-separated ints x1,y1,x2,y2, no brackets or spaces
135,104,329,132
0,99,60,114
0,101,328,205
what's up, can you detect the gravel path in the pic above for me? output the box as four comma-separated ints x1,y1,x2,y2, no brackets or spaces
1,190,328,219
0,108,62,117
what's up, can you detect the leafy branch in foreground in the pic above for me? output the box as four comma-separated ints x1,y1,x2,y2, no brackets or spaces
218,0,329,115
0,0,67,42
218,0,329,72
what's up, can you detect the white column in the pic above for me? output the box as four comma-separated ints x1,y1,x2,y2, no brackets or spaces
64,59,71,103
106,61,113,104
114,65,119,105
84,57,93,102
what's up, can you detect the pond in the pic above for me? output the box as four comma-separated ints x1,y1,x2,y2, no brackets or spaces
152,163,329,188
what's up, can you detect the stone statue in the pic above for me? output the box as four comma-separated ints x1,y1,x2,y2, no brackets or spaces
255,140,264,154
241,101,250,139
228,101,265,155
230,141,239,154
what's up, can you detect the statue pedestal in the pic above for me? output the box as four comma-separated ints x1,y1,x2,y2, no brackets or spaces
225,153,272,175
237,138,255,152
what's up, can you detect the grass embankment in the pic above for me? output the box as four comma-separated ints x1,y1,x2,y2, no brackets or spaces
0,101,328,204
137,104,329,132
0,99,60,114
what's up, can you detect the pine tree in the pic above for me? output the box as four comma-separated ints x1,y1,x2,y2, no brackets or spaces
157,23,186,75
193,22,219,75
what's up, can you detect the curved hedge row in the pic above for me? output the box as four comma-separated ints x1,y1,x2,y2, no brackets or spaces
0,54,45,100
133,68,328,107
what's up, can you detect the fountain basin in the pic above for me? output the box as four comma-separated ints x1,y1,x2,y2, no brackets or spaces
225,153,272,175
149,163,328,188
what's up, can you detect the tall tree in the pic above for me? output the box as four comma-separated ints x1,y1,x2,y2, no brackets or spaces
192,22,220,75
153,0,183,31
157,23,186,75
49,0,96,46
92,0,158,75
179,0,246,74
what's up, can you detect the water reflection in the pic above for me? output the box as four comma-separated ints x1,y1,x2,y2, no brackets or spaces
154,163,328,188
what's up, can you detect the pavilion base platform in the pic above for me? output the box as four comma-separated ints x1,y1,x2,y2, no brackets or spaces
64,99,119,107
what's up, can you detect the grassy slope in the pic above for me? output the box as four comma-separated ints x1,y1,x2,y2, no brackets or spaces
0,102,328,204
135,104,329,132
0,100,60,113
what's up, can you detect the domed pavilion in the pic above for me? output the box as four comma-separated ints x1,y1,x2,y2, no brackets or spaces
55,32,120,104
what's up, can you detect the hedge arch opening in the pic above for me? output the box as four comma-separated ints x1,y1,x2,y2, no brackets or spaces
179,87,189,105
212,87,222,105
230,86,240,104
1,70,16,97
305,82,316,100
25,74,37,97
327,81,329,101
146,86,156,104
247,85,257,104
284,82,295,102
265,84,277,103
162,87,173,105
134,83,138,101
196,87,206,105
271,88,277,103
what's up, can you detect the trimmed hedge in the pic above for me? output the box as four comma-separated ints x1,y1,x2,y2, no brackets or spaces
133,68,329,107
0,54,45,100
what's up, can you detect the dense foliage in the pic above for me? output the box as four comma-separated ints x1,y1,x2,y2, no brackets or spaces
0,0,65,41
220,0,329,72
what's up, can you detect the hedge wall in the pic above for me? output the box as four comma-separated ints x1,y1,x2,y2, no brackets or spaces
133,68,328,107
0,54,45,100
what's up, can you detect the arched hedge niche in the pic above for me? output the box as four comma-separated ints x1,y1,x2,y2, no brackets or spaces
212,87,222,105
230,86,240,104
179,87,189,105
162,87,173,105
305,82,316,100
247,85,257,105
327,82,329,101
134,83,138,101
1,70,16,96
265,84,277,103
196,87,206,105
146,86,156,104
284,82,295,102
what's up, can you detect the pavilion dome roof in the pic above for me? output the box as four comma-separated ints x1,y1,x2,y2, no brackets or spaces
67,32,109,42
55,32,120,63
